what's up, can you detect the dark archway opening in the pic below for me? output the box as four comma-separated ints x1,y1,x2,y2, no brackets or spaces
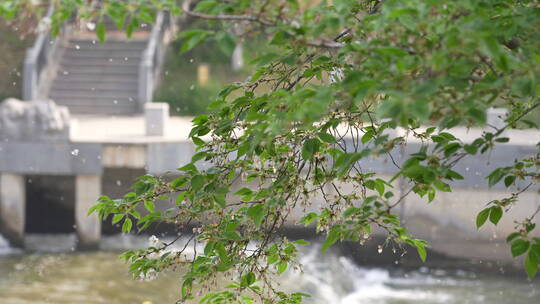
25,175,75,233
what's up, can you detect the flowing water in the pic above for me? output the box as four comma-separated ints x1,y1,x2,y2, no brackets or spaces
0,234,538,304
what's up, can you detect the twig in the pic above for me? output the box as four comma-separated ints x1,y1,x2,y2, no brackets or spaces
495,102,540,136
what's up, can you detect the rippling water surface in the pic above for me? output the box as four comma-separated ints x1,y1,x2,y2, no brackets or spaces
0,234,538,304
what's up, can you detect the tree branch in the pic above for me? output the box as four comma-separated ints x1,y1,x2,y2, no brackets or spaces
495,101,540,136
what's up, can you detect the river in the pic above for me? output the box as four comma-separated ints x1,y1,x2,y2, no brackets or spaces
0,234,538,304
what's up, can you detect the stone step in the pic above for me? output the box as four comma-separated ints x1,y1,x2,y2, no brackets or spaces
56,64,139,74
60,56,142,65
51,80,138,91
65,40,147,51
52,97,138,110
59,56,141,64
51,74,137,84
50,90,137,101
62,49,144,59
55,69,138,78
59,98,137,107
54,103,138,115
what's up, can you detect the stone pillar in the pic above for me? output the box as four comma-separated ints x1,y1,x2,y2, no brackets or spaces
0,174,25,248
145,102,169,136
231,42,244,71
75,175,101,250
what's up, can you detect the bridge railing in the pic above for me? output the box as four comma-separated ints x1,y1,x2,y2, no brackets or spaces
138,11,173,110
23,5,71,101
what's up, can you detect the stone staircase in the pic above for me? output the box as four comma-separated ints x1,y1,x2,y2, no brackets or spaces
49,37,147,115
24,9,172,116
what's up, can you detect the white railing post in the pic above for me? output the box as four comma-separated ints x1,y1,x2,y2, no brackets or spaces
138,59,153,108
23,50,37,100
145,102,169,136
138,12,166,110
22,4,57,101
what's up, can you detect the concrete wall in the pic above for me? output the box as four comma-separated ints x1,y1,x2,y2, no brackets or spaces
0,118,537,263
0,174,25,247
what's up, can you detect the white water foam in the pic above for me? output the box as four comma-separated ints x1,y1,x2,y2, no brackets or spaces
0,233,20,255
282,244,455,304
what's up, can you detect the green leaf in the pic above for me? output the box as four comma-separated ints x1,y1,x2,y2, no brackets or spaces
504,176,515,187
129,209,141,220
181,278,193,299
191,175,205,191
176,191,187,205
178,163,198,173
223,231,242,241
112,213,124,224
443,143,461,157
178,29,212,53
446,170,464,180
213,194,226,208
467,108,486,124
487,168,506,187
374,179,385,196
433,180,451,192
302,138,320,160
322,227,341,252
192,137,205,147
530,244,540,264
144,200,155,212
277,261,288,273
317,132,336,143
361,130,374,143
216,32,236,56
194,0,218,12
476,208,490,228
511,239,530,257
191,151,207,162
489,206,503,225
506,232,521,243
241,272,256,287
294,239,309,245
122,217,133,233
247,204,265,227
525,252,538,278
267,252,279,265
416,242,427,262
235,187,253,196
300,212,318,226
87,204,100,216
463,144,478,155
96,22,106,42
125,17,137,38
334,150,370,176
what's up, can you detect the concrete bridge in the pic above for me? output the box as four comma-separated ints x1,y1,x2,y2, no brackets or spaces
1,6,182,249
0,6,538,265
1,99,538,262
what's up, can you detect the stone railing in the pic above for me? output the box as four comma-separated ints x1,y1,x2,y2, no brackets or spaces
23,5,71,101
138,11,173,110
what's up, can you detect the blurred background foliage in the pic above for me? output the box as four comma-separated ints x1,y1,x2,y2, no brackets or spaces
0,16,538,120
0,19,33,101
